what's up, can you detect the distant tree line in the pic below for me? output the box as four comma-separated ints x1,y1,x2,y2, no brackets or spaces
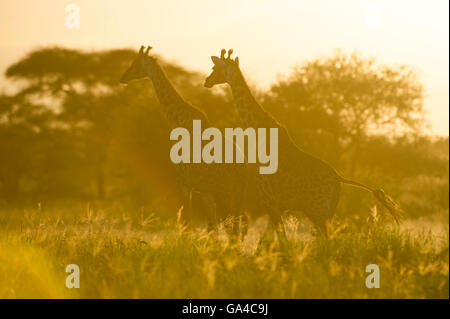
0,47,447,219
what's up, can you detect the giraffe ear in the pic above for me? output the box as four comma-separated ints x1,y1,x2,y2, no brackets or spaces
235,57,239,66
211,56,224,65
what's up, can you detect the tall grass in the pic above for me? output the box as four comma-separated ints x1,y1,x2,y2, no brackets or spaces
0,204,448,298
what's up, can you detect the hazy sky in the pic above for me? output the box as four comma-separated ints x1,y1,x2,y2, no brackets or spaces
0,0,448,135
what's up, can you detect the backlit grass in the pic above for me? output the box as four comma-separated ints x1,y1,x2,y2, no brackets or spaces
0,204,448,298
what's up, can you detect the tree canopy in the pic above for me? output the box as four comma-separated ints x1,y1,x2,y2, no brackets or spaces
0,47,446,220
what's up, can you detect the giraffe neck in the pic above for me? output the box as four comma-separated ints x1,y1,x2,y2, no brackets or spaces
145,58,208,129
146,58,184,107
226,67,277,128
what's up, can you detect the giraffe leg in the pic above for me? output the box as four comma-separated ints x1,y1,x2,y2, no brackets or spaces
178,188,193,227
254,180,286,247
215,196,237,242
270,213,288,247
216,190,249,244
239,213,249,242
258,211,287,249
203,193,217,232
223,213,250,244
313,219,329,239
184,189,216,230
309,180,340,240
223,216,239,244
258,220,274,251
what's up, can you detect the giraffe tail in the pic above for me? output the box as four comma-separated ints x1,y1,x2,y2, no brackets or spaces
337,176,404,225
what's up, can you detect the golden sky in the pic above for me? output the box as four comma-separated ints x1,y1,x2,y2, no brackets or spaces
0,0,448,135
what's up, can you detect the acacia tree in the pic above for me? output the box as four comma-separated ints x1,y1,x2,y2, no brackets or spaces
3,47,235,202
264,52,425,175
0,94,57,201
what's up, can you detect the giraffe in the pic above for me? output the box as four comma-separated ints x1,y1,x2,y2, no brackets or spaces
120,46,248,237
204,49,403,239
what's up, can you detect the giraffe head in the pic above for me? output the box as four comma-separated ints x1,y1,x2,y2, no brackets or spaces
120,45,153,85
204,48,239,88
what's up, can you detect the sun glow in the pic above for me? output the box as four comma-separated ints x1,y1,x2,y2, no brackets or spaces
0,0,448,135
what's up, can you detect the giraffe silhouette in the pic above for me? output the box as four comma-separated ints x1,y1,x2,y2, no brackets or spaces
120,46,248,237
205,49,403,239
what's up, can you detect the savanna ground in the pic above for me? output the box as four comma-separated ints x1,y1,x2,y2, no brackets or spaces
0,202,447,299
